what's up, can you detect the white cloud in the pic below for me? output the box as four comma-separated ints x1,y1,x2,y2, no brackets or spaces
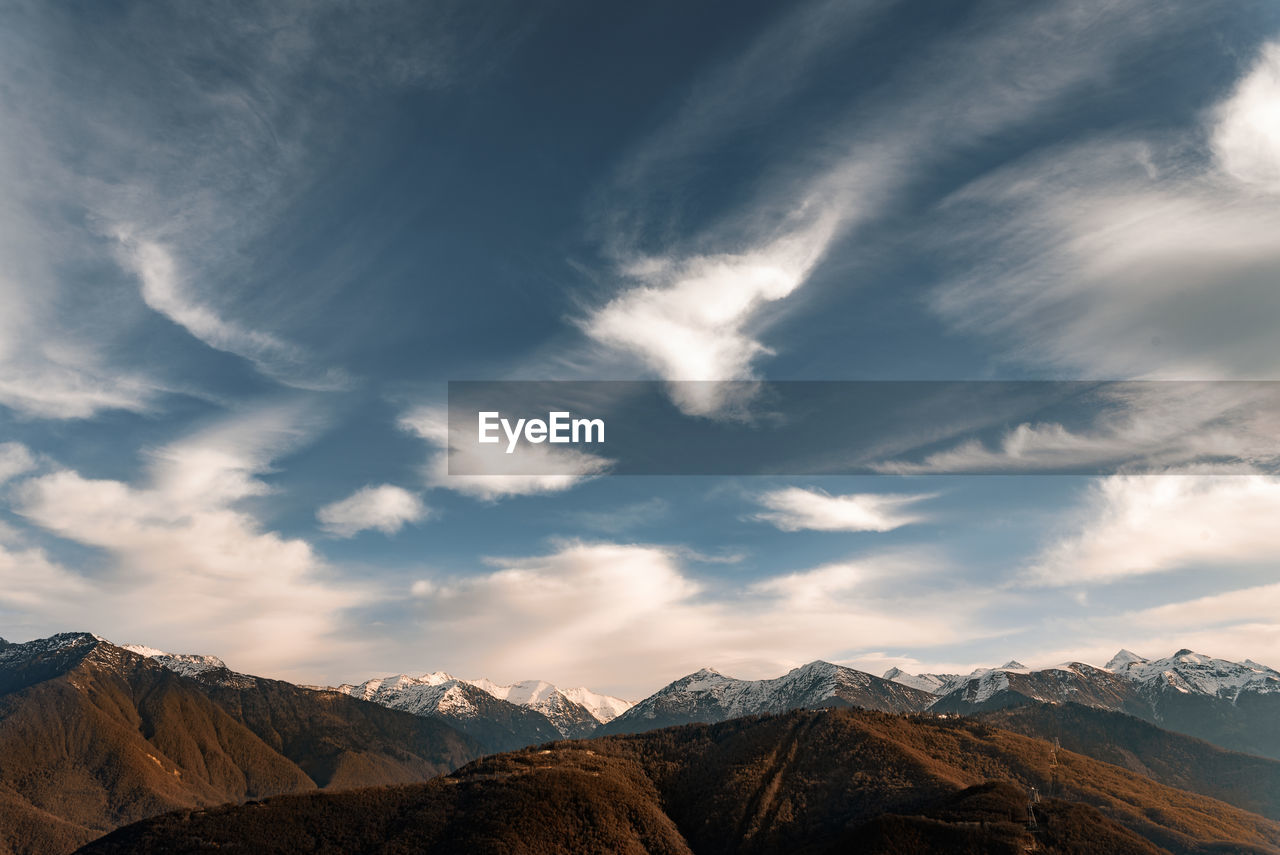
1212,42,1280,194
0,1,508,416
873,383,1280,475
752,486,931,532
116,235,349,392
402,540,979,695
399,405,609,501
580,0,1191,416
0,443,36,486
4,405,373,677
580,222,836,417
929,41,1280,383
318,485,427,537
1027,475,1280,587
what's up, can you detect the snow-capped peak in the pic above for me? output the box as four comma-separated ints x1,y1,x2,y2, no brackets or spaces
560,686,632,723
1111,649,1280,700
883,667,951,694
1104,649,1148,671
461,677,633,725
334,670,631,729
999,660,1029,671
121,644,227,678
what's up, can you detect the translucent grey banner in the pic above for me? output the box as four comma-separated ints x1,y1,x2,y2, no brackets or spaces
446,381,1280,476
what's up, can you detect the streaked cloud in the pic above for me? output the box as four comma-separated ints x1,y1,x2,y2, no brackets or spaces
318,484,428,537
1027,475,1280,587
581,0,1194,415
930,40,1280,382
581,223,836,417
4,404,372,677
752,486,931,532
116,235,350,392
874,383,1280,475
404,540,981,695
0,443,36,486
1212,42,1280,194
399,405,610,501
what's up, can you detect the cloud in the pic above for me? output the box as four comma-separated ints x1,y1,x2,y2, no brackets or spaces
399,405,609,501
579,0,1195,415
564,498,670,534
0,443,36,486
0,1,521,416
402,540,980,695
1212,42,1280,194
752,486,931,532
116,235,350,392
873,383,1280,475
317,485,428,537
1027,475,1280,587
580,222,836,417
4,405,373,677
929,40,1280,383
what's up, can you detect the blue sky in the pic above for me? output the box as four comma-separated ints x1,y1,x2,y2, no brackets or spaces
2,0,1280,697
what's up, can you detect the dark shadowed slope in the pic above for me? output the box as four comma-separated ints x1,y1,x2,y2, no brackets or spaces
977,702,1280,822
78,708,1280,855
0,633,481,855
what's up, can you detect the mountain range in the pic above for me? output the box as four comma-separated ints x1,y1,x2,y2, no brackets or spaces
5,631,1280,853
331,671,631,746
75,707,1280,855
890,649,1280,760
122,639,1280,763
0,633,479,855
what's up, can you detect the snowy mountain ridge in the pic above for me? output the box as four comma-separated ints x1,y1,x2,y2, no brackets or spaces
601,660,937,734
329,670,632,741
884,649,1280,704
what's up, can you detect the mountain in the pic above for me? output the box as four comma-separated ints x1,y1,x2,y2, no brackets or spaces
76,707,1280,854
332,672,564,750
599,661,936,734
464,678,630,738
929,661,1152,715
0,633,480,855
332,669,632,744
975,702,1280,822
904,649,1280,760
120,645,227,679
881,666,953,693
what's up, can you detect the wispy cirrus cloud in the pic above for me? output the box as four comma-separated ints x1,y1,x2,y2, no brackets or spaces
752,486,932,532
873,383,1280,475
0,1,523,417
1026,475,1280,587
1212,42,1280,194
116,235,351,392
400,540,979,695
929,40,1280,383
398,405,611,501
578,0,1202,415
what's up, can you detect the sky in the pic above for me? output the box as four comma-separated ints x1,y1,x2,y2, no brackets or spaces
2,0,1280,699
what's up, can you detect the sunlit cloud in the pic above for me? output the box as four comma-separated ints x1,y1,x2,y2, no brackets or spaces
4,405,374,678
1026,475,1280,587
404,540,983,695
318,484,428,537
752,486,932,532
399,405,610,501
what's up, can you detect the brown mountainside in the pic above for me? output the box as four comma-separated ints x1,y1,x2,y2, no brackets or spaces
78,707,1280,855
0,633,481,855
977,702,1280,822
